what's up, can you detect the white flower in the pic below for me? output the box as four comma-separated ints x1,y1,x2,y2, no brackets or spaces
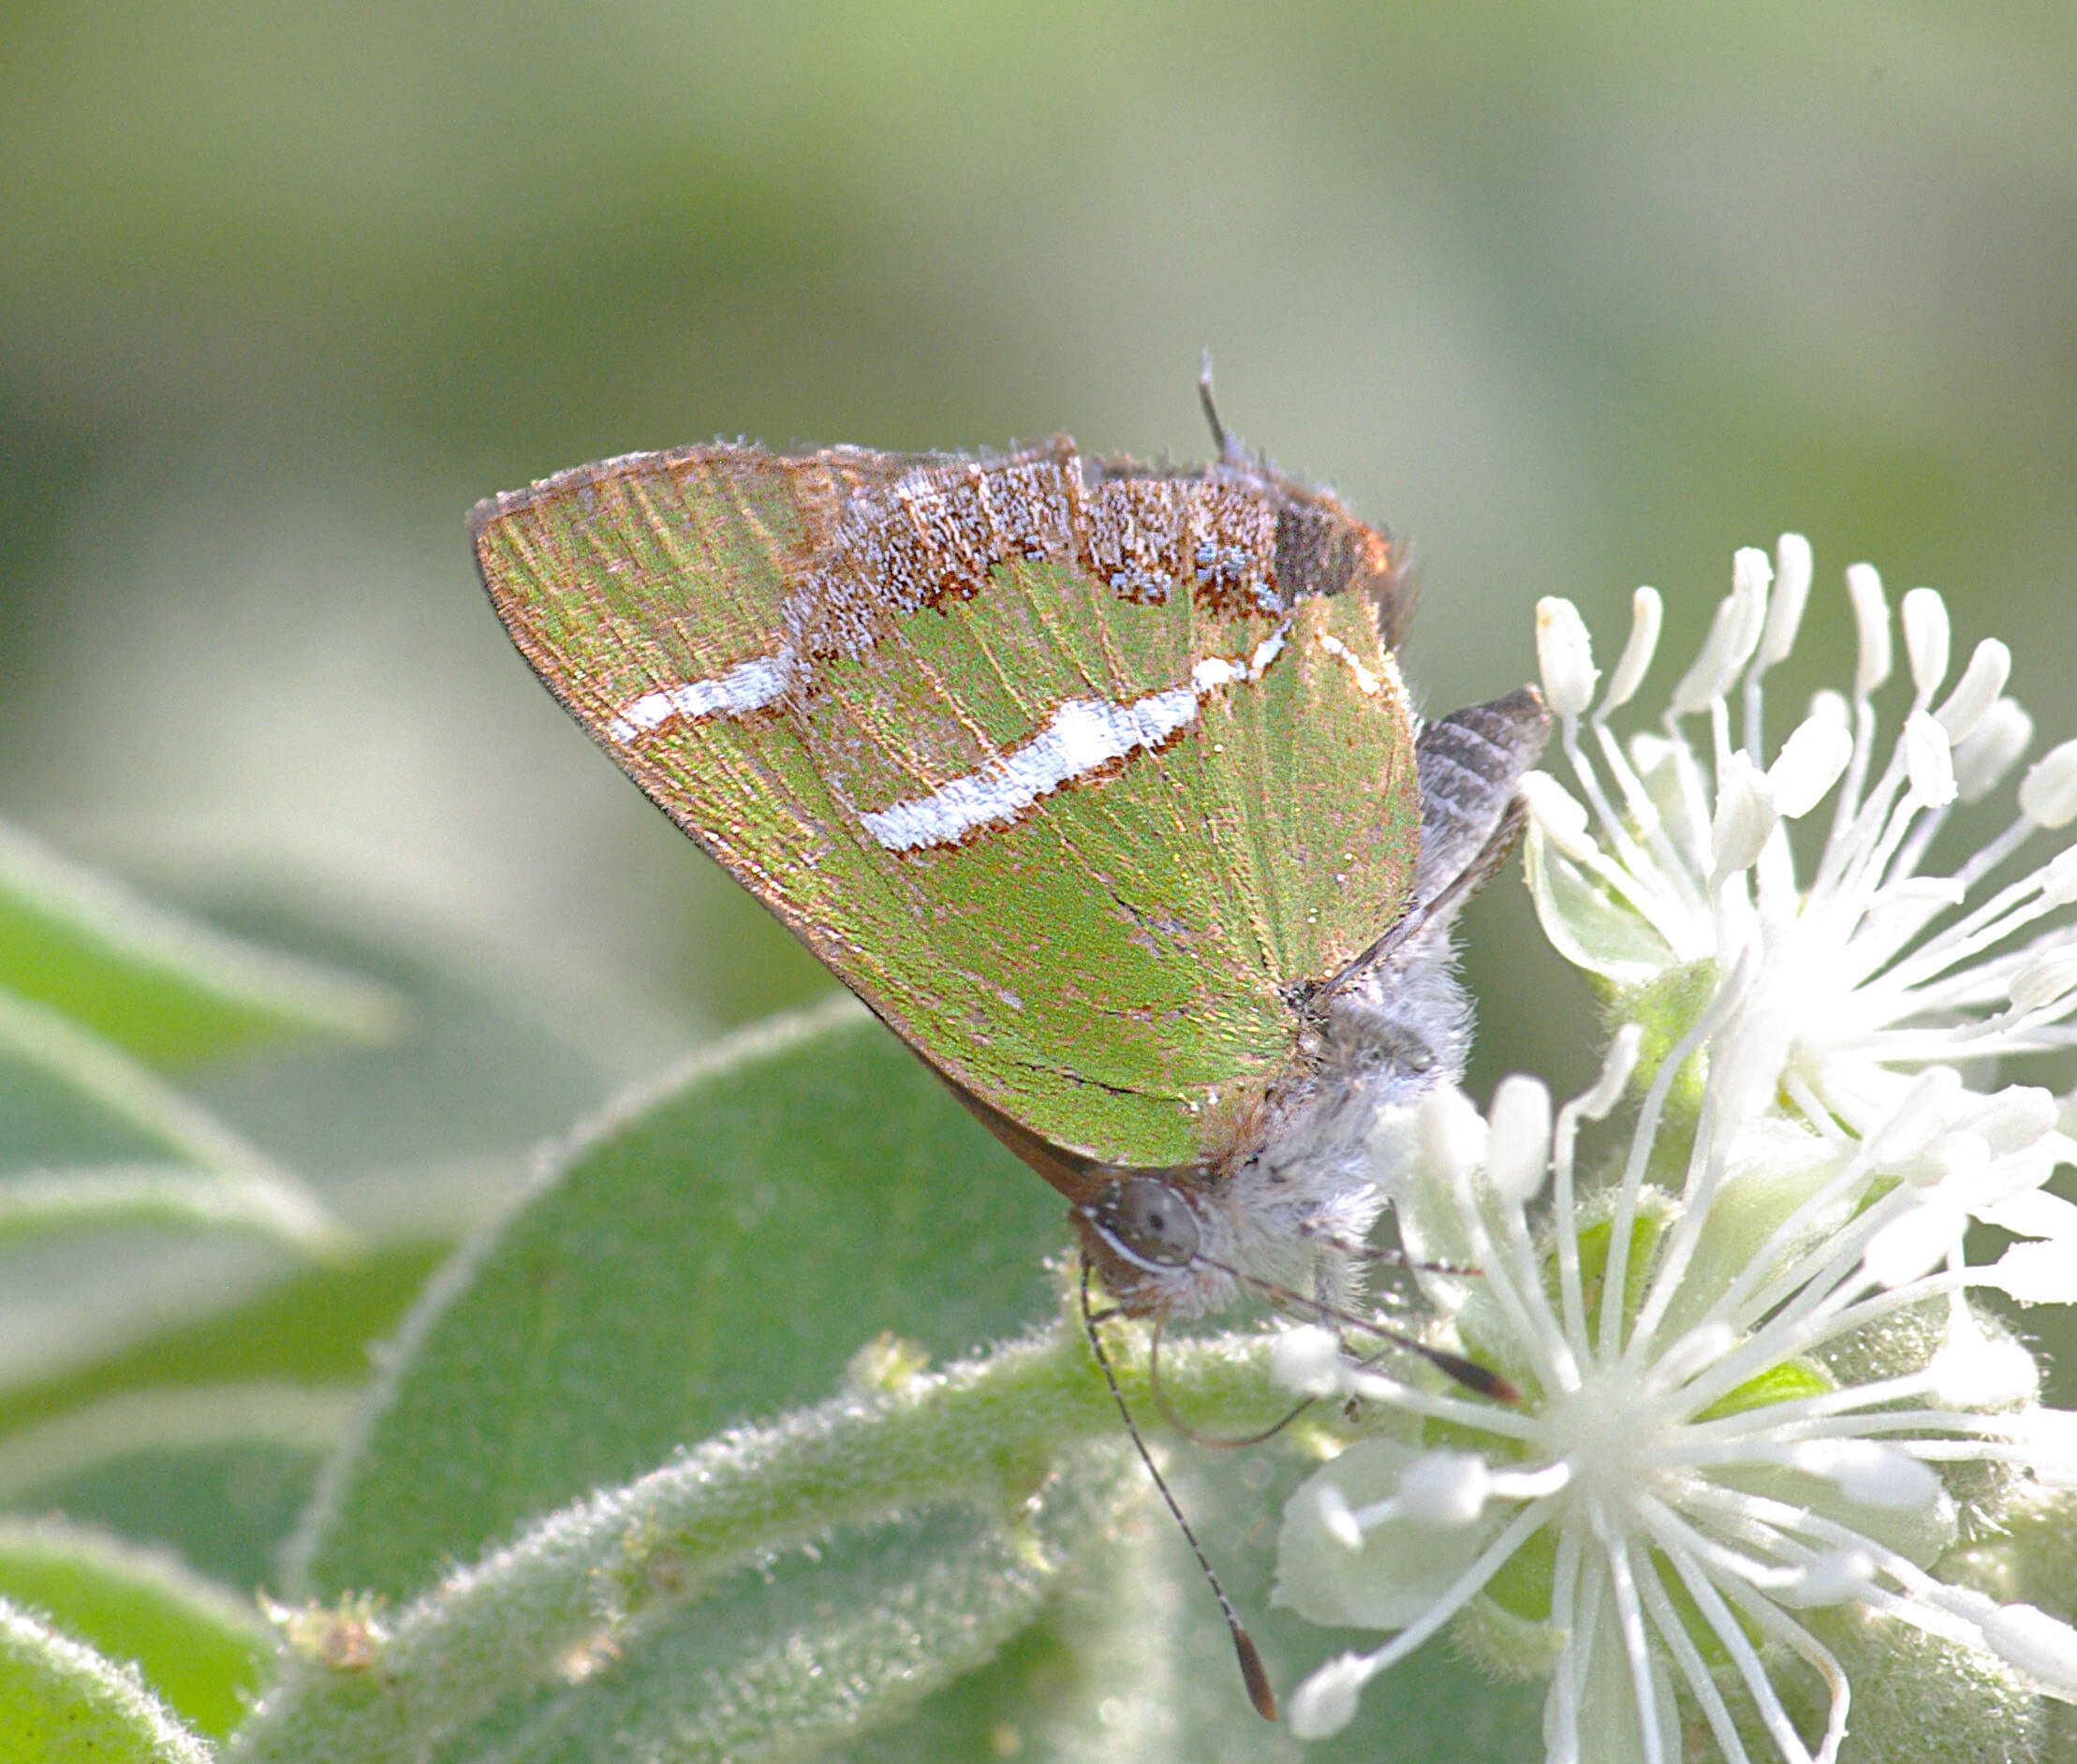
1522,537,2077,1144
1273,1035,2077,1760
1268,556,2077,1760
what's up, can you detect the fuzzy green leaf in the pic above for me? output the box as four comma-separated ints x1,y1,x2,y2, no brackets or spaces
0,1384,357,1593
0,1519,267,1740
0,992,336,1198
0,1594,213,1764
232,1324,1296,1764
0,822,402,1067
271,1463,1140,1764
288,1000,1068,1602
0,1165,351,1256
0,1243,441,1440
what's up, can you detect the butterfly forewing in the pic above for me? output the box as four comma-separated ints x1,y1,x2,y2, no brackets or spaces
475,439,1421,1170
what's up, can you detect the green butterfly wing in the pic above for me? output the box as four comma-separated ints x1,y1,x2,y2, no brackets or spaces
474,440,1419,1169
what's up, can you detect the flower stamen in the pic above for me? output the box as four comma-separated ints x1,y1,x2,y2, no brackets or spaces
1277,545,2077,1759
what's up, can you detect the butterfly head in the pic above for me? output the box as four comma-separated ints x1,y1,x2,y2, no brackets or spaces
1073,1165,1229,1316
1068,1086,1382,1320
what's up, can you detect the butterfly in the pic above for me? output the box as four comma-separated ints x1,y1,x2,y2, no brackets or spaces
472,395,1546,1333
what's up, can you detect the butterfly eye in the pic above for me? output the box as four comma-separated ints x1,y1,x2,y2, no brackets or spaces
1091,1175,1201,1269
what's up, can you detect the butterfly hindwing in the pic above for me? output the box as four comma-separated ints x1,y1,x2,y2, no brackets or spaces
475,438,1421,1169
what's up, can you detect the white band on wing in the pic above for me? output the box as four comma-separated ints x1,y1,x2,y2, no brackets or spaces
1317,631,1382,697
861,625,1289,853
607,653,793,740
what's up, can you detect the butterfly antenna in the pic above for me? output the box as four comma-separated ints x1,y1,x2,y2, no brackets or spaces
1191,1251,1519,1404
1079,1264,1278,1721
1197,351,1246,468
1297,1225,1481,1279
1147,1310,1318,1449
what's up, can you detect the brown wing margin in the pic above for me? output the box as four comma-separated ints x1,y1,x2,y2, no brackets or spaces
466,439,970,548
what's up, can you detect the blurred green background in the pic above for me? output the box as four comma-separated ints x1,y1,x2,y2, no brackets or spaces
5,1,2077,1169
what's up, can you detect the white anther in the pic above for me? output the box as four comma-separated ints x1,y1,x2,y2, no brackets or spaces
1486,1076,1554,1205
2019,740,2077,829
1598,586,1663,713
1954,698,2034,803
1966,1084,2060,1155
1272,1325,1349,1398
1728,546,1773,673
1863,1198,1964,1289
1901,586,1951,699
1927,1321,2038,1407
2011,1409,2077,1488
1846,563,1891,698
1866,1066,1965,1169
1395,1451,1494,1527
2042,846,2077,907
1318,1480,1366,1551
1289,1654,1371,1739
1710,751,1778,879
1982,1604,2077,1700
1672,595,1745,714
1780,1549,1878,1607
1577,1024,1642,1119
1520,772,1599,864
1903,709,1957,808
1788,1438,1940,1509
1935,639,2011,742
1767,715,1853,818
1988,1240,2077,1305
1757,533,1813,667
1536,597,1598,717
2008,949,2077,1017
